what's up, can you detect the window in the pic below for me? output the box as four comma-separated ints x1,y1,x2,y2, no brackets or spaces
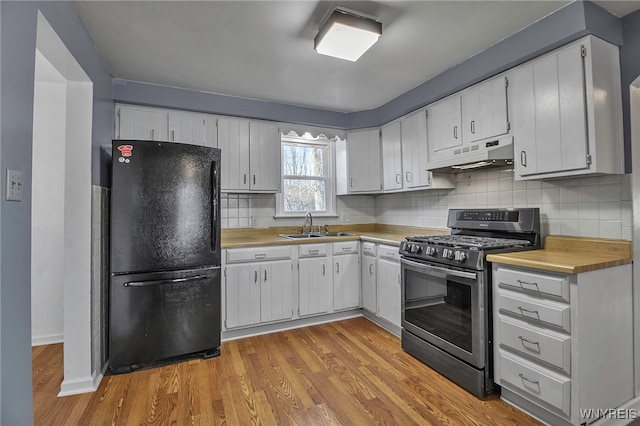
276,134,336,217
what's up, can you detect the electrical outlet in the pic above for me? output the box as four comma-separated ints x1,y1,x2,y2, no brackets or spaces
5,169,23,202
341,213,350,223
250,216,258,227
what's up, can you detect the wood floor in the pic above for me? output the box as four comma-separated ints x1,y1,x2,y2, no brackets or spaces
33,317,539,425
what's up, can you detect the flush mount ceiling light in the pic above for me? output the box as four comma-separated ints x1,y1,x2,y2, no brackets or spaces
314,8,382,62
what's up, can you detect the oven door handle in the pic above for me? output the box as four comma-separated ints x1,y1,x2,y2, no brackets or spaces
401,258,478,280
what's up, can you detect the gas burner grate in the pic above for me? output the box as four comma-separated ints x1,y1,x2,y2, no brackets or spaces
406,235,532,250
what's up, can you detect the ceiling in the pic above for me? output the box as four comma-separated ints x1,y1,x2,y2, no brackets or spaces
73,1,640,113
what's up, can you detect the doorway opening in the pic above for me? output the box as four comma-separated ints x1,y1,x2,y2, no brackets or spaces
31,11,96,396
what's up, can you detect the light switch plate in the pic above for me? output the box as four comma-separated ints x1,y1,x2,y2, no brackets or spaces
5,169,23,202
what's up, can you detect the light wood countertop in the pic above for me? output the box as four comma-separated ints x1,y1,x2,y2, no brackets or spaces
221,224,448,249
486,235,632,274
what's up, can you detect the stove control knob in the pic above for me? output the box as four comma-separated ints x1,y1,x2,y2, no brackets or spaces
425,246,437,257
442,249,454,260
411,244,422,254
454,251,467,263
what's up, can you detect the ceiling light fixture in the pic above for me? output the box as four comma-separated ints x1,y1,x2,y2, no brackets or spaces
314,8,382,62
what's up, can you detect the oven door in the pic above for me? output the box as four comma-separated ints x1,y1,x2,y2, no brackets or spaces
401,257,485,368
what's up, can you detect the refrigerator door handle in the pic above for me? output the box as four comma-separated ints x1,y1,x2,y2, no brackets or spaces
124,274,211,287
212,160,218,252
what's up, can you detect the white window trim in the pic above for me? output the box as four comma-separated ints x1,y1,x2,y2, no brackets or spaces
275,135,337,218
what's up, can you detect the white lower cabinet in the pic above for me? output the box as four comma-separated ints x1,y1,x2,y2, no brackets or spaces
224,246,293,329
376,245,401,327
333,241,360,311
298,244,332,317
361,242,377,313
492,263,633,425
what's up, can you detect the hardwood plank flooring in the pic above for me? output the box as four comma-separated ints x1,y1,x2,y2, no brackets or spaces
33,317,539,425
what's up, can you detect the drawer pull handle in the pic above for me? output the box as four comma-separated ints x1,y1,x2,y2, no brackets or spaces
518,336,541,352
518,373,540,387
517,279,540,292
255,254,267,259
309,249,319,255
342,247,351,251
517,306,540,320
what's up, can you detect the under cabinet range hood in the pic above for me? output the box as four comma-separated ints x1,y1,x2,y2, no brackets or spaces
426,136,514,173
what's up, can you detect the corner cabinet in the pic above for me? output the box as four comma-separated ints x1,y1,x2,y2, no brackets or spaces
344,128,382,193
511,35,623,180
217,117,281,193
492,263,633,425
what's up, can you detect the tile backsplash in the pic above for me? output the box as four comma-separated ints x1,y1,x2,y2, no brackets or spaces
220,170,632,240
376,169,633,240
220,193,376,228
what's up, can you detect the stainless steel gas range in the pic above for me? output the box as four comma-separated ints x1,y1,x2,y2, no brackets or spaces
399,208,540,398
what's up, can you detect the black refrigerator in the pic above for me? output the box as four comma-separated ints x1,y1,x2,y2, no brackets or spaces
109,140,221,374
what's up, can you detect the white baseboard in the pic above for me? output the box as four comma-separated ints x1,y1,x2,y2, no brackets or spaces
32,333,63,346
58,371,100,397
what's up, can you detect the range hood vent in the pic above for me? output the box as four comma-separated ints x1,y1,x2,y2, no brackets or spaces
426,136,514,173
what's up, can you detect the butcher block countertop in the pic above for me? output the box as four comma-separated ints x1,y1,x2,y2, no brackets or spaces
221,224,448,249
486,235,632,275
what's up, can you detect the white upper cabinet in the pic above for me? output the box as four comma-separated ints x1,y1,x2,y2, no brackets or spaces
116,105,168,141
217,117,250,191
345,128,382,193
381,121,403,191
249,121,281,192
401,109,433,188
462,76,509,143
426,75,509,167
511,35,623,180
426,96,462,158
217,117,281,192
167,111,207,145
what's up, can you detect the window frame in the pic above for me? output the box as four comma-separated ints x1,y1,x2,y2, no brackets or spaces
275,135,337,218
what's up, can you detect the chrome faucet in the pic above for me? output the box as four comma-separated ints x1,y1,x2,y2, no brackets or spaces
302,211,313,234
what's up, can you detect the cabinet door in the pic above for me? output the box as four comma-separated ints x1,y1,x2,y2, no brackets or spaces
249,121,281,192
346,129,382,193
377,258,401,326
426,96,462,158
168,112,207,145
217,117,250,191
260,260,293,323
299,257,332,316
381,122,403,191
513,43,588,177
333,254,360,311
225,264,261,329
117,106,168,141
401,110,431,188
462,76,508,143
361,256,377,313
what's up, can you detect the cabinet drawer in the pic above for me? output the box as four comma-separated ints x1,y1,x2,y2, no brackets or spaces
496,266,569,302
498,315,570,374
333,241,359,255
362,242,377,257
496,288,570,332
226,245,292,263
498,349,571,417
378,244,400,261
299,243,328,258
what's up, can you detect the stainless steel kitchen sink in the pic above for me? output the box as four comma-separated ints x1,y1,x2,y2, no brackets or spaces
279,232,356,240
279,233,323,239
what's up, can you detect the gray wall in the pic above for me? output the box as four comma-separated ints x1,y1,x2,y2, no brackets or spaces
0,1,112,424
113,1,623,131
